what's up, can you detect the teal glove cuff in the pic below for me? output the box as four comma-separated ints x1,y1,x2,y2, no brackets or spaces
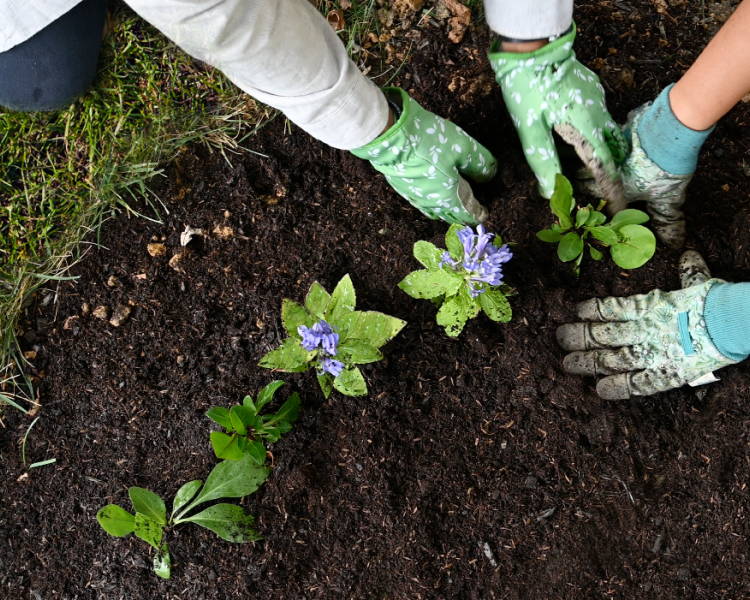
704,282,750,362
352,88,497,225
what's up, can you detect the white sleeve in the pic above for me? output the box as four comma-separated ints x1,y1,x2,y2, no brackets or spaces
482,0,573,40
125,0,388,150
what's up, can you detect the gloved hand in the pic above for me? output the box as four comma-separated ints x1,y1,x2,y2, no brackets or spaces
556,251,738,399
488,24,628,212
351,87,497,225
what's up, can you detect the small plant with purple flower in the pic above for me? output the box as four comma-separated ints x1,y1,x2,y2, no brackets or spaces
259,275,406,397
399,224,514,337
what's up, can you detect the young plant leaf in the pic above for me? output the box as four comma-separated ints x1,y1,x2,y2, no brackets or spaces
557,232,584,262
281,299,315,336
333,366,368,396
177,454,270,518
575,207,591,229
398,269,460,299
589,245,604,261
154,543,171,579
180,504,262,543
172,480,203,519
265,392,300,426
610,224,656,269
478,289,512,323
129,488,167,525
97,505,136,537
337,340,383,365
326,274,357,323
305,282,331,319
413,241,443,269
228,407,248,436
537,229,563,243
134,513,163,549
242,395,257,412
317,373,334,399
246,440,267,465
206,407,232,430
255,380,285,412
277,421,293,434
549,174,574,231
436,293,471,337
585,210,607,227
445,224,465,262
586,225,618,246
210,431,245,460
336,311,406,348
610,208,650,231
232,405,255,431
259,338,314,371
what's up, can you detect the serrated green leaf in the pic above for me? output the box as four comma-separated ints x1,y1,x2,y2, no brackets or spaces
176,454,270,519
557,232,584,262
536,229,563,243
326,275,357,323
181,504,262,543
586,210,607,227
610,208,650,231
337,340,383,365
336,311,406,348
256,380,285,412
445,224,465,261
399,269,459,299
206,406,232,430
436,294,470,337
171,480,203,519
589,245,604,260
611,224,656,269
259,338,314,371
478,289,512,323
129,488,166,525
281,299,315,336
413,241,443,269
586,225,618,246
318,373,334,398
134,513,163,549
460,284,481,319
210,431,245,460
575,207,590,229
550,174,574,230
265,392,300,426
97,505,135,537
246,440,266,465
333,366,368,396
305,282,331,318
154,543,171,579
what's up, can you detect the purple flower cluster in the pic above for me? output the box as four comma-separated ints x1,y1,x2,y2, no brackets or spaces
298,320,344,377
440,225,513,297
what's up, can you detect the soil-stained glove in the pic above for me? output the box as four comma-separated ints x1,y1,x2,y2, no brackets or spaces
556,251,739,400
488,25,627,212
351,87,497,225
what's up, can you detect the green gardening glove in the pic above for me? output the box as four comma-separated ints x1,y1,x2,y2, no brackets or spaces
351,87,497,225
556,251,738,399
488,24,628,212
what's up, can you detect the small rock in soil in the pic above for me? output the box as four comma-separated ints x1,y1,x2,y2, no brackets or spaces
109,304,132,327
147,243,166,257
169,252,185,273
213,225,234,240
81,302,90,315
480,541,497,567
92,306,110,320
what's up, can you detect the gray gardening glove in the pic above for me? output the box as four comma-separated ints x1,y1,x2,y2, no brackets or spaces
556,251,738,399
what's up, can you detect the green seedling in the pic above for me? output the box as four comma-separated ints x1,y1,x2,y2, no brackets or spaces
96,455,269,579
537,174,656,275
259,275,406,398
207,381,300,463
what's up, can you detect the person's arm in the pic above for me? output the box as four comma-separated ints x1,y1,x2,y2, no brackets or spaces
125,0,388,150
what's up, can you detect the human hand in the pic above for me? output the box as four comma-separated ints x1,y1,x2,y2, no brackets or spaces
351,87,497,225
488,24,628,213
556,251,738,399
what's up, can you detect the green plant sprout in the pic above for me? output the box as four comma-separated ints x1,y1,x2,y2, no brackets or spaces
259,275,406,398
398,224,514,337
207,381,299,463
96,455,269,579
536,174,656,275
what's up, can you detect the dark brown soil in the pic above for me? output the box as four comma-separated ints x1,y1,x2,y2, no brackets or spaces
3,2,750,598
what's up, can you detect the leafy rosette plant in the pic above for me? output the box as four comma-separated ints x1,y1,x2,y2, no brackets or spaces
259,275,406,398
537,174,656,275
398,224,514,337
207,380,299,464
96,455,269,579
